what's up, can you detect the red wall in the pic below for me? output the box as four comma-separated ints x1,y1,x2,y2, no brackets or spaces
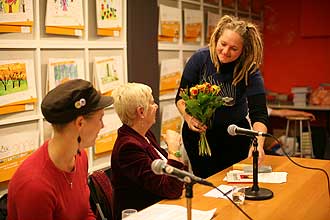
263,0,330,94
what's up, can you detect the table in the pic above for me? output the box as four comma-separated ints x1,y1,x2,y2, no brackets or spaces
268,104,330,134
268,104,330,159
159,155,330,220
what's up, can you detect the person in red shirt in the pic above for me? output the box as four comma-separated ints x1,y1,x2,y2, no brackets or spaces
7,79,113,220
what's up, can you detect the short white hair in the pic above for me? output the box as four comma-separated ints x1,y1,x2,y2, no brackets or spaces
111,83,153,126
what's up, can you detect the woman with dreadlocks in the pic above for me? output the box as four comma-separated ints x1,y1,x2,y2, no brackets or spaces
175,15,268,178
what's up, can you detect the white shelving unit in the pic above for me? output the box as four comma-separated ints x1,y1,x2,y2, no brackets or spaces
157,0,263,143
158,0,263,79
0,0,127,194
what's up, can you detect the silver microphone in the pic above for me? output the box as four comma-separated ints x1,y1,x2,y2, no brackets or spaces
227,124,271,137
151,159,213,186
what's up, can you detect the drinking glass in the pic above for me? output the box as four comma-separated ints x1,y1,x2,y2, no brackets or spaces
232,186,245,205
121,209,138,219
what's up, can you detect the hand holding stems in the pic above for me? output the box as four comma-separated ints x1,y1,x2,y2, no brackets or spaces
184,113,207,133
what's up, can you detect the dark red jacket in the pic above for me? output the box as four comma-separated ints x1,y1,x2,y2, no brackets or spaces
111,124,186,220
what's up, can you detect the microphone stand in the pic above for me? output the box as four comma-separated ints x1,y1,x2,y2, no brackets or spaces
185,182,193,220
245,136,274,200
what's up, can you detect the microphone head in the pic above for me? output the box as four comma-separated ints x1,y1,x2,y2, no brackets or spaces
227,124,237,136
151,159,165,175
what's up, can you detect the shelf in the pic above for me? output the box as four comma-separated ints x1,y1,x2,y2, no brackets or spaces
0,0,127,190
0,115,41,126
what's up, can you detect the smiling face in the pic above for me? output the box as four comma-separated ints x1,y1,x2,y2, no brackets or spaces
216,29,243,63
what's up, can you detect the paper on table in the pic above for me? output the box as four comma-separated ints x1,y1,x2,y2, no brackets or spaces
124,204,216,220
224,170,288,183
204,184,235,199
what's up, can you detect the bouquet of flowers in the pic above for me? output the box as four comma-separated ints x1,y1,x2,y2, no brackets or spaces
180,82,224,156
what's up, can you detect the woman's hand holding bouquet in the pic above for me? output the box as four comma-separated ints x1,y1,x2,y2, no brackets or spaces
180,82,224,156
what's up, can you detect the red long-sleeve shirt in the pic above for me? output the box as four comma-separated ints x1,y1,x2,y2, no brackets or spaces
7,140,95,220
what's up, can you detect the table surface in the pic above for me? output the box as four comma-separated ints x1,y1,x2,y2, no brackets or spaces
268,104,330,111
159,155,330,220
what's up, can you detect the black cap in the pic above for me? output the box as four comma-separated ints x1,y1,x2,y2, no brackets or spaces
41,79,113,124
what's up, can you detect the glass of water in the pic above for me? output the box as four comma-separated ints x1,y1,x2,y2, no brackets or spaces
121,209,138,219
232,186,245,205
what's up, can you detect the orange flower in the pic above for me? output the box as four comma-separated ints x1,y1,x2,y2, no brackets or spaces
190,87,198,97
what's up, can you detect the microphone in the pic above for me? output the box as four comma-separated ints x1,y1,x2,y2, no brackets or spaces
151,159,213,186
227,124,271,137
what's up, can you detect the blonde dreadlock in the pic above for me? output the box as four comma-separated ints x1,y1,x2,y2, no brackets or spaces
209,15,263,86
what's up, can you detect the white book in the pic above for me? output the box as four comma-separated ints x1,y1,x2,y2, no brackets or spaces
206,12,220,42
0,0,33,24
94,111,122,155
0,129,39,182
183,8,202,43
45,0,84,27
0,59,37,107
47,58,85,91
291,86,311,94
293,93,307,99
158,4,181,42
160,101,183,137
93,56,124,94
95,0,122,30
159,58,182,94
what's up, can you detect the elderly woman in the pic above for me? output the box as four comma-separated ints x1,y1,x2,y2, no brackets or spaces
111,82,186,220
7,79,113,220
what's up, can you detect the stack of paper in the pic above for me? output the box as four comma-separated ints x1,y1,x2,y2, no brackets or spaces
125,204,216,220
224,170,288,183
45,0,84,36
0,59,37,115
0,0,33,33
291,86,311,106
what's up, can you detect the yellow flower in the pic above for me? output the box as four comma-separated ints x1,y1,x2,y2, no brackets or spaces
211,85,220,95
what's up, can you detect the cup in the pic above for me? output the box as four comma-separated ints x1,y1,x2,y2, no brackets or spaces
121,209,138,219
232,186,245,205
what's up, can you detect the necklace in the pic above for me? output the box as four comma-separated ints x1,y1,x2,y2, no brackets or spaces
62,172,73,189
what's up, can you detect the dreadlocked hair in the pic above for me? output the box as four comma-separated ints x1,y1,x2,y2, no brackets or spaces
209,15,263,86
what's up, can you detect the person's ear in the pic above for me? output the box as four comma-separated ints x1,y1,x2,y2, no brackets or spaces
74,116,84,128
136,106,144,118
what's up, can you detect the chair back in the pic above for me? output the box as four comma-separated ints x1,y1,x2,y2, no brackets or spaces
89,168,113,220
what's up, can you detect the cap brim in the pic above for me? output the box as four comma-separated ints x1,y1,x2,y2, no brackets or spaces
94,96,114,110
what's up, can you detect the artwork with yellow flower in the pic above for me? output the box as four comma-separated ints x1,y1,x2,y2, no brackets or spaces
179,81,224,156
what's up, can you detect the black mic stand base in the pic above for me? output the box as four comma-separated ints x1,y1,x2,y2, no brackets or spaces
245,187,273,200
